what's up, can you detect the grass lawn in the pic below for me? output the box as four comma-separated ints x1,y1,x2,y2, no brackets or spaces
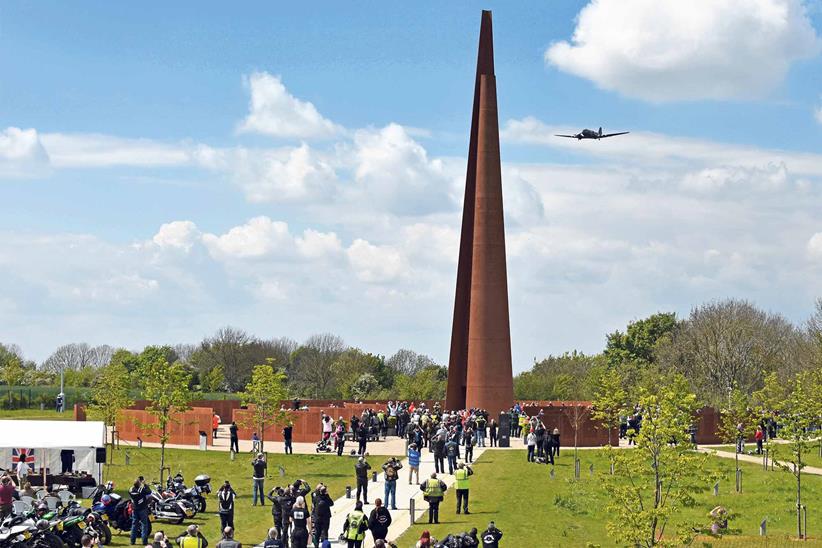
100,446,387,547
0,408,74,420
396,449,822,547
713,444,822,470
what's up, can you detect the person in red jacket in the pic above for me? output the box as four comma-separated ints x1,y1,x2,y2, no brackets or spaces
755,426,764,455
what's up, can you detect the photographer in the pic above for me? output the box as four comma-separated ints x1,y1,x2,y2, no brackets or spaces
481,522,503,548
129,477,151,546
311,484,333,545
454,463,473,515
252,453,267,506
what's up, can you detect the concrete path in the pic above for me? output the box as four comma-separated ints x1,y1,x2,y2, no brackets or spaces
322,444,486,547
698,447,822,476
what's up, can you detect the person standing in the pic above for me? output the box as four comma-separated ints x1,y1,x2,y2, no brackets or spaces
15,450,29,483
267,487,283,534
755,426,764,455
475,414,487,447
289,496,310,548
382,457,402,510
283,423,293,455
60,449,75,474
0,474,17,520
128,478,151,546
216,527,240,548
489,419,498,448
357,423,368,456
229,422,239,453
463,429,475,464
217,481,236,530
454,463,473,515
252,453,267,506
212,414,220,439
276,487,295,548
526,430,536,462
445,438,459,474
354,457,371,505
481,522,503,548
367,499,392,544
311,484,333,546
176,525,208,548
407,443,421,485
552,428,561,457
421,473,446,525
544,429,555,465
342,501,368,548
334,420,345,457
433,435,445,475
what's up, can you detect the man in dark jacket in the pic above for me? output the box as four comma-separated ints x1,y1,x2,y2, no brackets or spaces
129,478,151,545
432,436,445,474
354,457,371,505
367,498,392,543
310,484,333,546
276,488,295,548
266,487,283,533
481,521,503,548
229,422,239,453
357,424,368,456
217,481,236,530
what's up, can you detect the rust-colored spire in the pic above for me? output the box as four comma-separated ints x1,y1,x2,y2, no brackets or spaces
446,10,514,414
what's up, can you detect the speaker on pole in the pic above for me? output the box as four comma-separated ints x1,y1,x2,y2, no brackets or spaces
498,412,511,448
95,447,107,463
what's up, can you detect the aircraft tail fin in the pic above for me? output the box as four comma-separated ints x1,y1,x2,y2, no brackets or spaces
598,127,602,137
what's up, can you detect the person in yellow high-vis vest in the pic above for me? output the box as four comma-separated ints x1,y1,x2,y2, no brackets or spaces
342,500,368,548
454,463,474,515
176,524,208,548
421,473,447,524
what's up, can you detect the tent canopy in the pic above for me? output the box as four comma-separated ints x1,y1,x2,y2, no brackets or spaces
0,420,105,449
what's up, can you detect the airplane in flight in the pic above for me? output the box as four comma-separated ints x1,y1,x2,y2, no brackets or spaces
555,127,629,140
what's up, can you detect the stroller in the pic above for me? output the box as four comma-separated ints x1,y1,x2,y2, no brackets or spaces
316,433,333,453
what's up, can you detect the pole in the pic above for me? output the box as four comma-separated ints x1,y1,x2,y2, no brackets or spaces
409,498,415,525
59,371,64,412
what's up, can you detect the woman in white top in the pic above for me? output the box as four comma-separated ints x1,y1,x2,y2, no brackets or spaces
526,431,537,463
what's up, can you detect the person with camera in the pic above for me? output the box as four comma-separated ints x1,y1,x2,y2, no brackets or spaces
454,463,473,515
481,522,503,548
217,480,236,530
354,456,371,505
129,477,151,546
382,457,402,510
421,473,447,524
311,484,333,546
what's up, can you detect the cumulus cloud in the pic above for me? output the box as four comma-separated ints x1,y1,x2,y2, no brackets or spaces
238,72,341,139
152,221,201,251
295,229,343,259
807,233,822,259
230,143,338,203
351,123,457,215
202,216,292,259
0,127,49,177
545,0,821,101
346,238,407,283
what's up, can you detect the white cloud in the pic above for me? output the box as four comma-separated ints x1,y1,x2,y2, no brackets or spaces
238,72,340,139
346,238,407,283
351,123,457,215
40,133,209,168
545,0,820,101
295,229,343,259
807,233,822,259
202,216,292,259
0,127,49,177
152,221,201,251
230,143,337,203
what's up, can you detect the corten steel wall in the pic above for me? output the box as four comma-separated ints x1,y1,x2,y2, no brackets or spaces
447,10,514,415
520,404,617,447
129,399,241,420
694,406,724,445
116,407,214,446
73,404,86,421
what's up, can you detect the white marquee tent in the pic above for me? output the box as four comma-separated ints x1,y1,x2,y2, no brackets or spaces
0,420,106,484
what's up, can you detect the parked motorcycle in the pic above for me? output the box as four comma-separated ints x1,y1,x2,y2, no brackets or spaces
165,473,210,513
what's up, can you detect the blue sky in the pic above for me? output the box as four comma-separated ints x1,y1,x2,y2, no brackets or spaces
1,0,822,368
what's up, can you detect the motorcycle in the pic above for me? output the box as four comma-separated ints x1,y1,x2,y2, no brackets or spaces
147,487,190,525
165,473,210,513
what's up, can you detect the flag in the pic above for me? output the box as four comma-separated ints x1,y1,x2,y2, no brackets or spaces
12,448,36,472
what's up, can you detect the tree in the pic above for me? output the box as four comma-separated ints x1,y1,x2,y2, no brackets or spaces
561,403,591,477
87,362,133,462
288,334,346,398
716,387,753,492
386,349,436,376
772,368,822,539
200,365,225,393
350,373,379,400
241,361,289,452
0,355,25,407
590,366,628,447
42,343,113,373
659,299,800,405
603,374,711,547
135,346,192,480
331,349,384,399
513,351,598,401
604,312,677,367
394,366,446,401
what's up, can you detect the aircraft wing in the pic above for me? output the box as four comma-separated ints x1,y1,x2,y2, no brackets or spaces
600,131,630,138
554,134,577,138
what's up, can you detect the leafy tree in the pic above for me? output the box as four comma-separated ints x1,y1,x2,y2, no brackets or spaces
201,365,225,392
331,349,383,399
604,374,711,547
136,346,192,480
110,348,142,374
0,355,25,406
87,362,133,462
386,349,436,376
772,368,822,539
350,373,379,400
590,366,628,447
287,334,346,398
514,351,598,400
716,387,753,492
394,366,446,401
604,312,677,367
241,361,289,452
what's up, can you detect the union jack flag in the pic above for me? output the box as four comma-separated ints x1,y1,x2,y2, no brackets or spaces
11,449,35,472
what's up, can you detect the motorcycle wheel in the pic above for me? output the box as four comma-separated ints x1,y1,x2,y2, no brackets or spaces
172,510,185,525
96,522,112,545
194,496,206,513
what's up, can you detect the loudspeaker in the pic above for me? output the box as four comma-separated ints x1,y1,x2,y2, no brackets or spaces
95,447,107,463
498,412,511,448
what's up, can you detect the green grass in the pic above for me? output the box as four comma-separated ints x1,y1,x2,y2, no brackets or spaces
714,443,822,470
0,408,75,420
100,446,387,547
396,449,822,547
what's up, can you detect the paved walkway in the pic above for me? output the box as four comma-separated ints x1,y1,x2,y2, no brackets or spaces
698,447,822,476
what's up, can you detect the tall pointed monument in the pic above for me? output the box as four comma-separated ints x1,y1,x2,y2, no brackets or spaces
445,10,514,413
